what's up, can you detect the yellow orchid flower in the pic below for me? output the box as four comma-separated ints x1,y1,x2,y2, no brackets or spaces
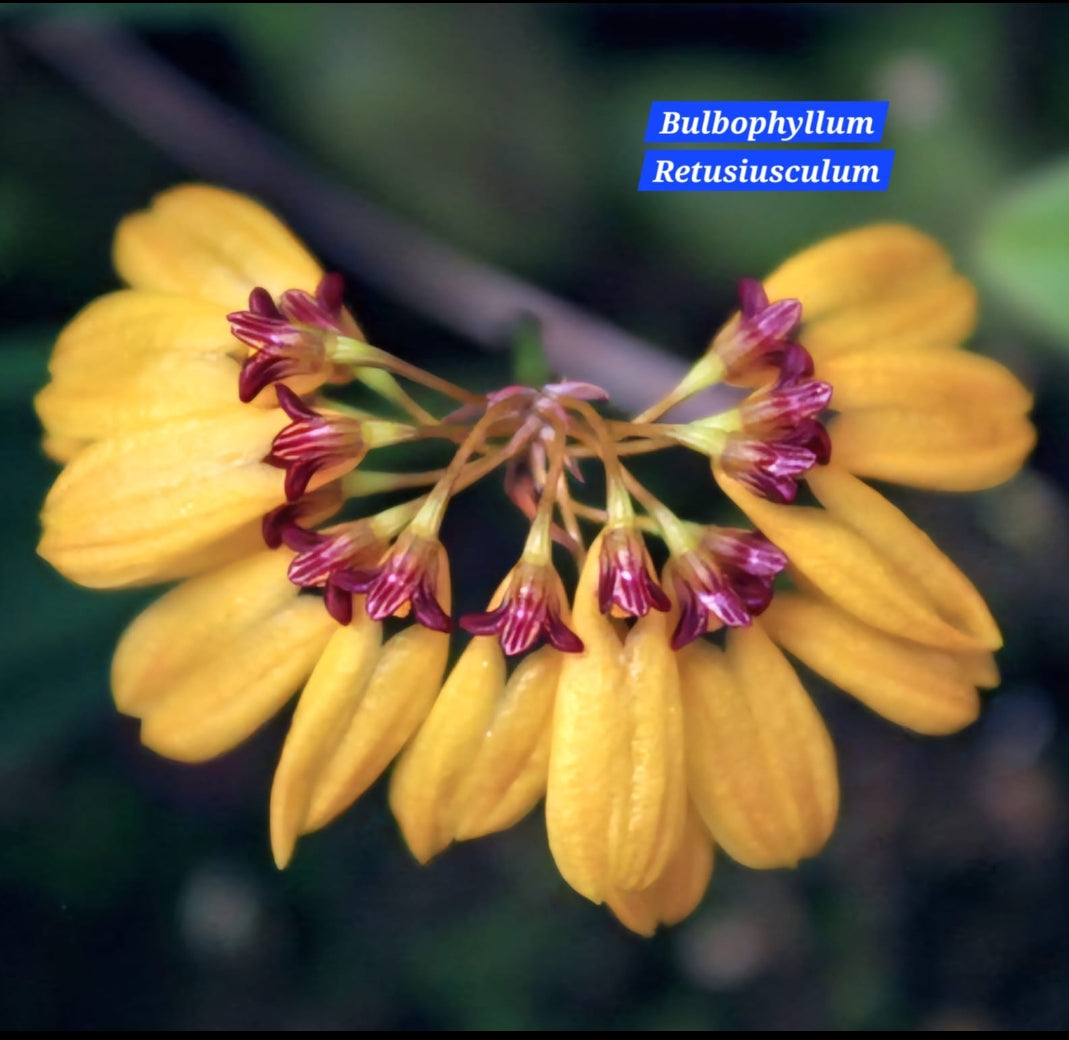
35,184,1034,937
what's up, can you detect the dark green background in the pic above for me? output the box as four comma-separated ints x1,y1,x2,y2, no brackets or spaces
3,4,1069,1029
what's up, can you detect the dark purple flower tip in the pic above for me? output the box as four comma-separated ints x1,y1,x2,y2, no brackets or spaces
280,523,327,554
751,298,803,344
712,281,804,383
346,534,454,633
459,562,583,656
275,273,349,332
269,387,368,502
248,286,281,318
777,342,816,385
237,348,297,403
285,521,385,589
261,487,344,550
229,280,347,400
741,379,832,431
702,528,788,578
790,418,832,465
324,580,354,626
227,309,301,352
737,278,769,318
667,526,788,648
316,273,346,314
669,562,751,651
720,434,820,503
717,373,834,501
409,587,456,634
274,384,318,422
262,503,300,550
597,527,670,618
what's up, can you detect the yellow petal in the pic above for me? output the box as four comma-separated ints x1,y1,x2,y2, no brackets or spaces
37,358,241,447
716,468,987,653
38,291,244,445
806,465,1001,649
829,408,1036,491
302,615,452,834
763,593,981,735
136,520,272,586
113,185,324,310
388,636,507,864
763,225,955,325
680,630,838,869
112,549,299,715
606,807,715,937
609,607,688,893
270,612,383,868
803,276,977,360
48,291,232,374
821,349,1033,414
39,408,286,588
139,598,334,762
545,532,629,904
451,647,561,841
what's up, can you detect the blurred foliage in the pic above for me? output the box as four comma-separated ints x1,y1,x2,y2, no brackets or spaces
3,2,1069,1030
978,158,1069,343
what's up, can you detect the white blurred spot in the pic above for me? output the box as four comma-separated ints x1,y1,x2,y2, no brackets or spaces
178,861,264,962
978,471,1067,558
678,886,804,990
873,53,954,130
682,916,769,988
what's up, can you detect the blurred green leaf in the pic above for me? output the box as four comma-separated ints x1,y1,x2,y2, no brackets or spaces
510,316,551,387
0,341,49,403
978,157,1069,342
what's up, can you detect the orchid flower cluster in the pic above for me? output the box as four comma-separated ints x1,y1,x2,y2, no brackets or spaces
36,186,1034,934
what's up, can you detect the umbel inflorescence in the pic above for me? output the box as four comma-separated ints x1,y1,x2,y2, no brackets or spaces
36,185,1035,935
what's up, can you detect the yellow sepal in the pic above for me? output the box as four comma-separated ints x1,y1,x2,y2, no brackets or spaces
451,647,561,841
680,629,838,869
113,184,325,310
37,360,241,449
302,574,453,834
545,532,629,904
609,606,688,893
546,533,687,903
716,467,988,653
803,276,977,360
819,348,1032,414
112,550,299,716
763,593,981,735
38,291,243,447
270,611,383,868
138,598,335,762
48,291,232,374
388,636,507,864
42,435,90,464
828,407,1036,491
763,225,954,326
806,465,1001,649
606,807,714,937
39,408,287,588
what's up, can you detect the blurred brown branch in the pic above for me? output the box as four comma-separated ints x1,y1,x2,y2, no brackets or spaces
18,17,716,415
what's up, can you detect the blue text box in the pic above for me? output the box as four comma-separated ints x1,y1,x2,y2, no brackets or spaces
638,150,895,191
645,102,888,144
